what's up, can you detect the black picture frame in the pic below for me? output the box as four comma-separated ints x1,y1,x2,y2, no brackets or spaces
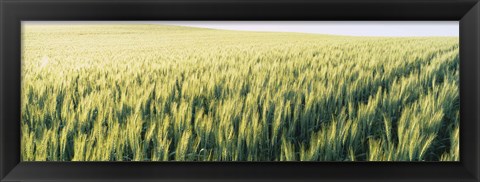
1,0,479,181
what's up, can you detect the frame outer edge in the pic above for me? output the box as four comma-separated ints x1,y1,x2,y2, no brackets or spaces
472,2,480,181
0,0,4,180
474,0,480,181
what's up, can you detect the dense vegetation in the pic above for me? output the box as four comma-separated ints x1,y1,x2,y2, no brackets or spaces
21,24,459,161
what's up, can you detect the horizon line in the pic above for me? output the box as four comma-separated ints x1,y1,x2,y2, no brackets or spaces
22,21,459,37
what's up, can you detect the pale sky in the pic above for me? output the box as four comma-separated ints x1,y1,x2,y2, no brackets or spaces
24,21,459,37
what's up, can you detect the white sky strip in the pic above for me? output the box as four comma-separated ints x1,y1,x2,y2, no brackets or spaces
24,21,459,37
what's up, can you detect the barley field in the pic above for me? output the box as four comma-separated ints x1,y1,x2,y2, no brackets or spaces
21,24,459,161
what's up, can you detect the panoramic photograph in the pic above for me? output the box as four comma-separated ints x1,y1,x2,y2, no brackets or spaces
20,21,459,162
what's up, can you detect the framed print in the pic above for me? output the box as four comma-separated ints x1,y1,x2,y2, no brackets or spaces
1,0,479,181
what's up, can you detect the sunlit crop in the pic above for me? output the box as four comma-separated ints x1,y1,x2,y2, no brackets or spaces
21,24,459,161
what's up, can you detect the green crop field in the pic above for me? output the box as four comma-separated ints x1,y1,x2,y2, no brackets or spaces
21,24,459,161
